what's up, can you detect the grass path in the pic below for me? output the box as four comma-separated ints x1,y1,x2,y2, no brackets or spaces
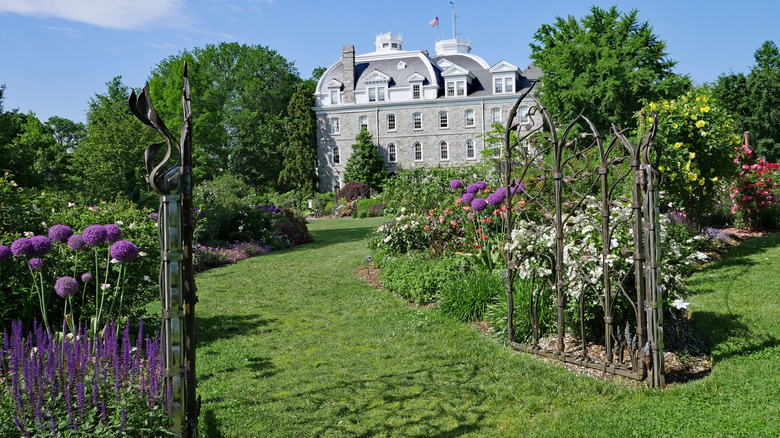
188,218,780,437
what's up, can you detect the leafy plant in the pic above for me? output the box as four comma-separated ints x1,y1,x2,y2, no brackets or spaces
378,253,464,304
337,181,371,202
439,268,504,322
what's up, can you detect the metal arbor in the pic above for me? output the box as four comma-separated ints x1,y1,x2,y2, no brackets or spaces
129,63,200,435
501,89,665,387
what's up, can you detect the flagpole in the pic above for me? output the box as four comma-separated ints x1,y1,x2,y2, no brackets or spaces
451,1,456,39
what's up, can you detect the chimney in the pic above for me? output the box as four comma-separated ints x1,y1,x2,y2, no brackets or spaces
342,45,355,104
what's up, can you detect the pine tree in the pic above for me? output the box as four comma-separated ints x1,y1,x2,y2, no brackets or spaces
344,128,385,190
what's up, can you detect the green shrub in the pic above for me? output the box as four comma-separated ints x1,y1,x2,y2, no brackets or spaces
357,198,383,217
439,268,504,322
193,173,259,211
379,253,464,304
381,165,487,216
195,204,274,245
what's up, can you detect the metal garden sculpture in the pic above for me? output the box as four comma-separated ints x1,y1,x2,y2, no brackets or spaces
129,63,200,435
502,86,665,387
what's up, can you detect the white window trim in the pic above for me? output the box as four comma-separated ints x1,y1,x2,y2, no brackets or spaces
412,83,421,99
439,141,449,161
329,117,340,135
332,146,341,165
445,79,466,97
359,115,368,131
439,111,448,129
413,142,423,162
466,139,476,160
412,112,423,131
465,109,475,128
388,143,397,162
367,85,386,102
491,108,502,125
387,114,396,131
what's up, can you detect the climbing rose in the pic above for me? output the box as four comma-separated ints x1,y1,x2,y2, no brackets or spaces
104,224,122,243
110,240,139,263
83,225,107,246
55,276,79,298
48,225,73,243
29,235,52,257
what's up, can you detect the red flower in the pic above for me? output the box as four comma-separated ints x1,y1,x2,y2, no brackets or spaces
474,245,482,249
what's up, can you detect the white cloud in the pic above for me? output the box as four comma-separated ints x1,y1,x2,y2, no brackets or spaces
0,0,185,30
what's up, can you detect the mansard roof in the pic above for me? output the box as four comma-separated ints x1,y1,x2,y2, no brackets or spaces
316,51,438,95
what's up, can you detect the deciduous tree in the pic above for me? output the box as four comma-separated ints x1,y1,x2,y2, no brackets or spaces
530,6,690,132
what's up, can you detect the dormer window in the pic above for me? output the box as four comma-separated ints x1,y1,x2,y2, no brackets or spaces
406,72,426,100
489,61,521,95
441,63,474,98
494,77,515,94
412,84,421,99
368,86,385,102
330,89,339,104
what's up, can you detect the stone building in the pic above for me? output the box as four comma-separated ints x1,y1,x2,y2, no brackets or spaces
314,32,540,192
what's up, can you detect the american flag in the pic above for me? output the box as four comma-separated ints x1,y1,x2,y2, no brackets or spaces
430,16,439,27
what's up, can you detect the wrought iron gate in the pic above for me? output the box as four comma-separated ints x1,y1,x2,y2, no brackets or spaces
502,88,665,387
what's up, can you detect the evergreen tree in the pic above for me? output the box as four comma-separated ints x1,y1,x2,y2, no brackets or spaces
344,128,385,191
279,82,318,207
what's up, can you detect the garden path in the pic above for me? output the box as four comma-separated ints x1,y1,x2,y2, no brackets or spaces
185,218,780,437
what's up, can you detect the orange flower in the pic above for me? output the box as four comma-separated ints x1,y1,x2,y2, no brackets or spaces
477,228,483,234
455,198,462,205
481,234,487,240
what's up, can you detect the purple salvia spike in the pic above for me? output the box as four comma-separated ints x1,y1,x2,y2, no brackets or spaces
119,408,127,435
101,399,107,424
50,414,57,437
122,319,131,380
77,381,85,420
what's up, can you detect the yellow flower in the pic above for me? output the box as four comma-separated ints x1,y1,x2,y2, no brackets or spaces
674,142,682,148
701,106,710,113
673,123,678,129
688,172,697,181
695,120,706,128
689,152,696,159
703,96,709,103
659,165,665,172
712,176,719,182
691,114,698,120
685,162,691,170
695,96,702,102
649,102,658,111
698,178,705,185
701,131,708,137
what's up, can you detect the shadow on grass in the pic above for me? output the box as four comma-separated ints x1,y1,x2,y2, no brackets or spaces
692,310,780,361
200,408,223,438
197,314,278,348
276,362,487,437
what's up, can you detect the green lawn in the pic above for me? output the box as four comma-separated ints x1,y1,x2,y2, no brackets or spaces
178,218,780,437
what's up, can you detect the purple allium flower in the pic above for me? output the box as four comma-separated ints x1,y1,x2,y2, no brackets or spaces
29,258,43,271
110,240,139,263
104,224,122,243
474,181,487,191
55,276,79,297
461,192,475,204
29,235,51,257
81,272,93,283
67,234,85,250
11,238,32,256
450,179,463,189
47,225,73,243
511,180,526,195
471,198,488,211
0,245,10,261
83,225,107,246
486,187,507,206
466,183,479,194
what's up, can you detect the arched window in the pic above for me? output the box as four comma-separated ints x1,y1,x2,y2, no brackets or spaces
414,142,423,161
440,141,449,160
466,139,475,159
332,146,340,165
388,143,397,162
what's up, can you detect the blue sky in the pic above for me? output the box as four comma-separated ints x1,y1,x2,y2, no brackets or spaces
1,0,778,124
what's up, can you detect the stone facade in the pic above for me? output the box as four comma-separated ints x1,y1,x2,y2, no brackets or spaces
314,33,541,192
